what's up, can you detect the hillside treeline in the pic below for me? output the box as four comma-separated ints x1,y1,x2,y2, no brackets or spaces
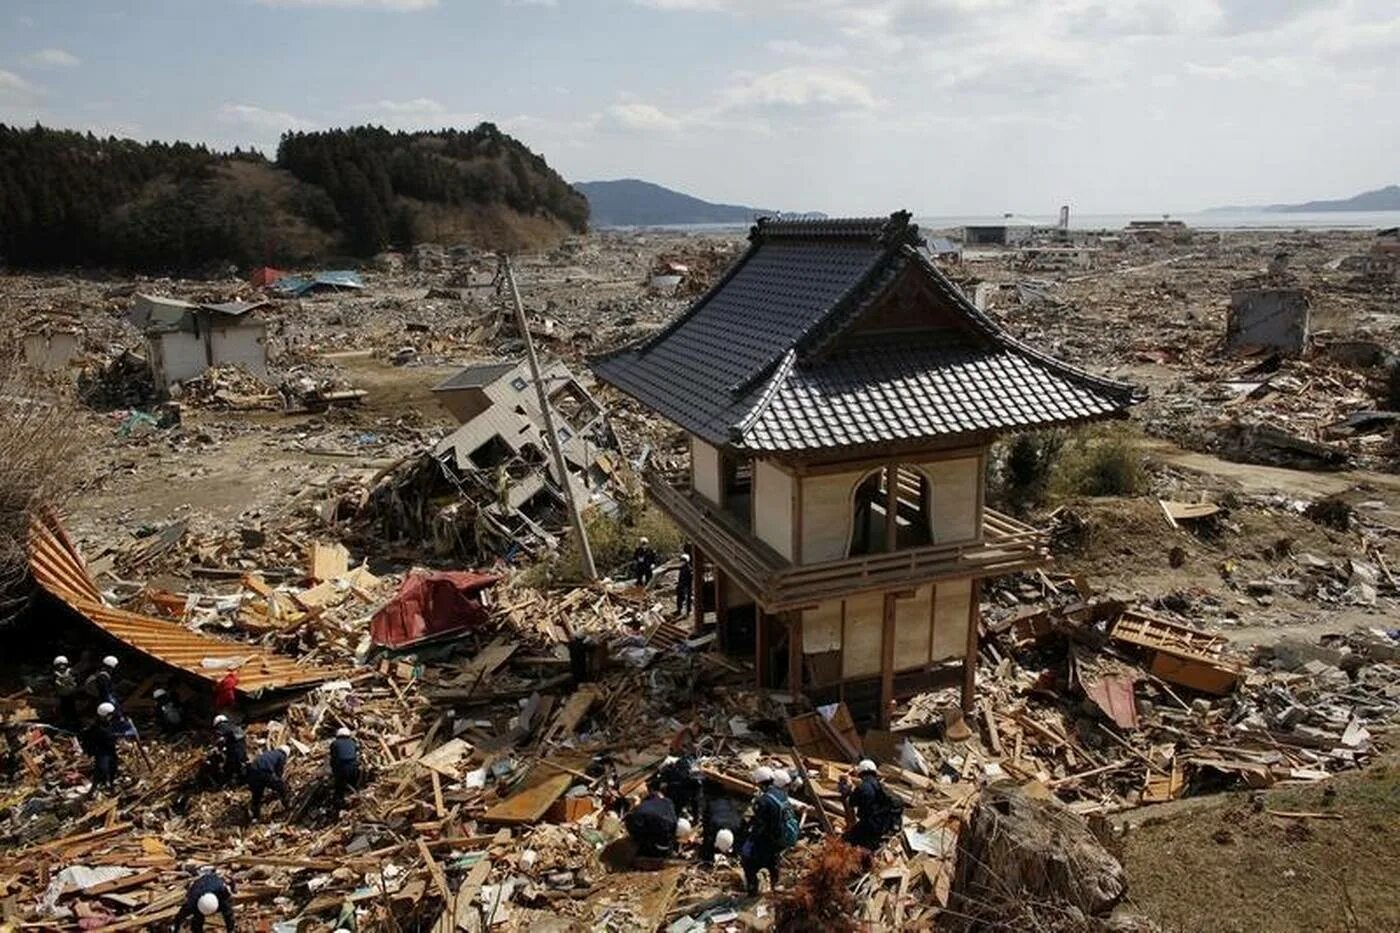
0,122,588,272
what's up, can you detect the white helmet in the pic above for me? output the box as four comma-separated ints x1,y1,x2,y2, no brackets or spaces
857,759,878,774
772,768,791,788
102,655,119,670
715,828,735,853
153,688,167,699
196,892,220,916
277,745,291,757
752,766,774,785
639,536,649,545
675,817,693,840
97,702,115,718
213,714,228,726
661,755,678,768
336,726,352,738
53,655,69,667
681,552,691,562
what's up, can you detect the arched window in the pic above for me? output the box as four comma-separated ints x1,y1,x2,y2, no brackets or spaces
848,465,934,557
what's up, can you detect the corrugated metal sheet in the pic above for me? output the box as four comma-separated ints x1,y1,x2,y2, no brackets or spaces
29,513,336,695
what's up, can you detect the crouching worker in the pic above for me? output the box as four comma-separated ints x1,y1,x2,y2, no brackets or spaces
329,726,360,810
701,794,743,865
213,715,247,785
247,745,291,821
625,779,678,859
839,759,904,851
172,870,235,931
740,766,789,895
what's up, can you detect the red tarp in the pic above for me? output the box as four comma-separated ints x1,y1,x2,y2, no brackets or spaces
370,571,500,648
249,266,287,287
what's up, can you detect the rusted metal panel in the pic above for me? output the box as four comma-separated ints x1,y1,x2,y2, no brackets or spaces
28,511,336,696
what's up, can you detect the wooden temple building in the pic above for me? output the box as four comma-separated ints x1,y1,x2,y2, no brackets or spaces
593,212,1140,725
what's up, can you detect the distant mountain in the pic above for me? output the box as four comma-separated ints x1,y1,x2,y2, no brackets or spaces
1210,185,1400,213
575,178,776,226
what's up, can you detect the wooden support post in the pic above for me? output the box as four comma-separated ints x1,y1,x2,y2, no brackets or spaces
961,578,981,712
715,567,729,652
787,612,803,695
880,593,896,728
692,548,706,633
755,610,769,689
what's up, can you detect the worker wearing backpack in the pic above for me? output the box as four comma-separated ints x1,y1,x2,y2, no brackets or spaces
839,759,905,850
739,767,793,895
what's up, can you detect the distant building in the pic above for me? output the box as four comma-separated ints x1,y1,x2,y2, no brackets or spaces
925,237,962,263
962,215,1039,247
128,295,268,394
1017,245,1099,271
432,358,615,518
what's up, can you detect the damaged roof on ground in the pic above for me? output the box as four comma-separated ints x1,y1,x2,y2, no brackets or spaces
591,212,1143,454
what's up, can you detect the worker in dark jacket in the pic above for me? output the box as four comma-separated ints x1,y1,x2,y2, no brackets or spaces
153,687,185,734
246,745,291,820
632,537,657,586
328,727,360,810
213,715,247,784
85,655,120,706
740,766,785,895
624,780,679,858
81,703,120,791
660,754,704,821
171,870,236,931
52,656,80,727
675,552,693,616
701,794,743,864
840,759,902,850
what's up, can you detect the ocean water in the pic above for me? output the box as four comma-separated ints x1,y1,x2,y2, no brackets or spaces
607,209,1400,234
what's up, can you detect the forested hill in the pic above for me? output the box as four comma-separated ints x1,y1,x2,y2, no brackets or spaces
0,123,588,272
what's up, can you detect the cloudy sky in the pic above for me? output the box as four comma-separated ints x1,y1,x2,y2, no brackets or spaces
1,0,1396,215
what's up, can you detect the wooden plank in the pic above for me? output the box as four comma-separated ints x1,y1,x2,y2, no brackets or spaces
432,771,446,820
479,773,573,825
417,837,452,904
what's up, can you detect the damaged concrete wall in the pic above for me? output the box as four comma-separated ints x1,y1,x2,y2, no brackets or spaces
1227,288,1310,354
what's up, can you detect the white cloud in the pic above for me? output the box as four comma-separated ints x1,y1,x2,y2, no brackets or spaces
254,0,438,9
598,102,684,133
0,70,41,103
372,97,446,114
219,103,314,131
720,66,880,111
27,48,81,68
765,38,848,60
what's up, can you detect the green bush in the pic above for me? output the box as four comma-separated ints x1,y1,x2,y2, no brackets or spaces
994,430,1065,512
1052,424,1148,497
522,502,683,586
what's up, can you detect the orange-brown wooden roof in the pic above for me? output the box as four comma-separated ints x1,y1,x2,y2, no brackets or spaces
29,512,336,696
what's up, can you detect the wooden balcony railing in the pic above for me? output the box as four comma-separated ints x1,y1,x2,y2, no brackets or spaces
645,467,1049,612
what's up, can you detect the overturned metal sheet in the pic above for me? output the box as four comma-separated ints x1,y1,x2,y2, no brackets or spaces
29,512,335,696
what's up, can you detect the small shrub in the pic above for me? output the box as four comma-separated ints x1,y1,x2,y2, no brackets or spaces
996,430,1065,512
1053,424,1148,498
525,502,682,586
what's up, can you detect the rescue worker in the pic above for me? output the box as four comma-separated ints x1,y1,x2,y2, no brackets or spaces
329,726,360,810
839,759,903,851
154,687,185,734
171,869,236,931
701,793,743,865
675,552,693,616
740,766,785,895
86,655,120,706
213,715,247,785
660,754,704,821
624,779,679,858
246,745,291,821
632,537,657,587
81,703,120,791
52,656,79,727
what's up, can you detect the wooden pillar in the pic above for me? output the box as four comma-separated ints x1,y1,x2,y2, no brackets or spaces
884,464,899,551
787,612,803,695
756,610,769,689
715,567,729,652
691,548,706,632
879,593,896,728
961,578,982,712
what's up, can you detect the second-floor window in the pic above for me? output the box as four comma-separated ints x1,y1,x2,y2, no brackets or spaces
849,465,933,556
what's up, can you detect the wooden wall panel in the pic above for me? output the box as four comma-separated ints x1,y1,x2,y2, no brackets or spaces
932,578,972,660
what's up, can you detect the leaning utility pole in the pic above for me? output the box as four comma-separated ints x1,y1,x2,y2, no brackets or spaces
500,254,597,580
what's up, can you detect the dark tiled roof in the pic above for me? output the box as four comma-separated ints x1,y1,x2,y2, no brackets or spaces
434,361,519,392
591,211,1141,454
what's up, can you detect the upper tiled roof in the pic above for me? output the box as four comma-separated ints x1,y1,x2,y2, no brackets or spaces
592,212,1141,454
434,361,520,392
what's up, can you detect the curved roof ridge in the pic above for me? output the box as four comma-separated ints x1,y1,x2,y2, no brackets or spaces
752,210,917,245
